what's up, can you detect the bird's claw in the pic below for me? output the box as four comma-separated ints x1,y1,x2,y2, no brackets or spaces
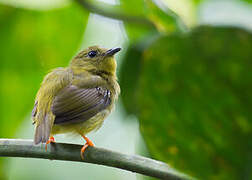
80,136,94,160
45,136,55,151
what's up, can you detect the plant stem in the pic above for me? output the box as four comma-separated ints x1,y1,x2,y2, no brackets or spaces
0,139,189,180
74,0,156,28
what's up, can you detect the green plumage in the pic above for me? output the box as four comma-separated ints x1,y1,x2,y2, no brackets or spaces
32,46,120,144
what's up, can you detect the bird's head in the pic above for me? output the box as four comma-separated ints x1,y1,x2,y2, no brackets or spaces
70,46,121,76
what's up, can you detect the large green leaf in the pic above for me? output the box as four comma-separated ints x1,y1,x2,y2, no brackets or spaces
120,26,252,179
119,35,160,115
119,44,143,115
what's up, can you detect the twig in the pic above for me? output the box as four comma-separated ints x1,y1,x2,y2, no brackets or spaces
0,139,189,180
74,0,156,28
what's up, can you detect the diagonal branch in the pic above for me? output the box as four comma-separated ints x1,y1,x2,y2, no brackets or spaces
0,139,189,180
74,0,156,28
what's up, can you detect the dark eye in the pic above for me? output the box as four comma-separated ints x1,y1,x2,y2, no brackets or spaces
88,51,97,58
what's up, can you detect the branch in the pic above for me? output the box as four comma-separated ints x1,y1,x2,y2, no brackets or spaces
74,0,156,28
0,139,189,180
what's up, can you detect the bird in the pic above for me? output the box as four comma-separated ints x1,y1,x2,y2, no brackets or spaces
32,46,121,159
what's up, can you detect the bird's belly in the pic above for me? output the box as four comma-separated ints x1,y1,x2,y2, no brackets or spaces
51,109,110,136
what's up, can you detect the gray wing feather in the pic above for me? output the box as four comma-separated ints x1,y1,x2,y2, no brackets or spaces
52,85,111,124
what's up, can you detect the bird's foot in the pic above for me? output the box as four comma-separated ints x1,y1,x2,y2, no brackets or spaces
81,135,94,160
45,136,55,151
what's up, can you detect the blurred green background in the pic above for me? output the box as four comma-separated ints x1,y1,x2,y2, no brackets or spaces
0,0,252,179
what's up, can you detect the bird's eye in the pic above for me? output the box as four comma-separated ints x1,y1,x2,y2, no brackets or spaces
88,51,97,58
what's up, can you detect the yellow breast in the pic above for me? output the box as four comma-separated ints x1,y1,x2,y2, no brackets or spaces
51,109,110,136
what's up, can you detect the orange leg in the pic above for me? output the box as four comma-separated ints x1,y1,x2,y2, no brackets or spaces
45,136,55,151
80,135,94,160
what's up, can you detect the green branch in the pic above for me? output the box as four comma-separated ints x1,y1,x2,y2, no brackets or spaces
74,0,156,28
0,139,189,180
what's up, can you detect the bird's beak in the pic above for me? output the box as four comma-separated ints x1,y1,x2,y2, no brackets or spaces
105,48,121,56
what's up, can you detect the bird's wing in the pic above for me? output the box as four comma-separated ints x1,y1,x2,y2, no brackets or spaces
33,68,71,144
52,85,111,124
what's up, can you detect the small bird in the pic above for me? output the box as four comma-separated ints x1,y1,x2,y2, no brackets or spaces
32,46,121,159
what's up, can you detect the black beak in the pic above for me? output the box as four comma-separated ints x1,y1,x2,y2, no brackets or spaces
105,48,121,56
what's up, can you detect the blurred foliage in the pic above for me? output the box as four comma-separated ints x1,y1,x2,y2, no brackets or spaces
162,0,252,27
120,26,252,179
119,44,145,115
1,0,252,179
0,3,88,137
160,0,196,27
0,4,88,179
145,0,181,33
193,0,252,4
119,0,183,42
0,3,88,178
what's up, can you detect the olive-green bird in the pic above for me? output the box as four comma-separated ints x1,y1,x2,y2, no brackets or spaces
32,46,121,158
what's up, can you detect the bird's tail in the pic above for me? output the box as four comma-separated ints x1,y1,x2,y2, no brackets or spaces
34,113,53,144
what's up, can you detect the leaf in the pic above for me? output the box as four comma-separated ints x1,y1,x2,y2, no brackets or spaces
119,0,183,42
161,0,197,27
119,44,142,114
145,0,185,33
119,35,160,115
120,26,252,179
